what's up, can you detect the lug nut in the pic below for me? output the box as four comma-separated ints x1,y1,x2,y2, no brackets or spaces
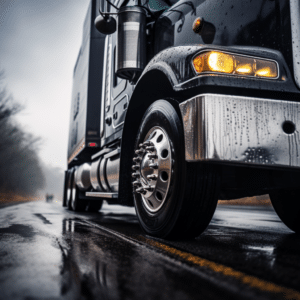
144,185,154,192
149,163,158,169
132,165,140,171
147,174,157,181
132,173,140,178
133,157,141,163
136,187,146,194
143,141,152,147
133,180,141,187
135,149,145,155
146,146,155,152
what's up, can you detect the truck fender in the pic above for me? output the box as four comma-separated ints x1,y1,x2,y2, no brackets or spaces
117,46,202,206
138,45,292,93
118,68,181,206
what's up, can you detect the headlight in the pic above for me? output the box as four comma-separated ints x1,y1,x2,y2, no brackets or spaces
192,51,278,78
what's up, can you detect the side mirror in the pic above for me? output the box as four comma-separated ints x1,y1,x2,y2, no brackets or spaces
94,15,116,35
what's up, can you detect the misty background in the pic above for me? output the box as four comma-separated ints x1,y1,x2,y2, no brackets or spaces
0,0,90,200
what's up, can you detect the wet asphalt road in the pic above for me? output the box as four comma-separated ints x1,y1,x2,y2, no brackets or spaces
0,201,299,300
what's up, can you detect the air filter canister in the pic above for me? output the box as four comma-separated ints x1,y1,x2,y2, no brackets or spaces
116,6,147,81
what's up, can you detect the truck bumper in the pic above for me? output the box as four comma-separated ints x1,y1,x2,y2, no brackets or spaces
179,94,300,169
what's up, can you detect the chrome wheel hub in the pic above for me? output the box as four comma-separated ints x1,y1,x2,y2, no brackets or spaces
132,127,172,212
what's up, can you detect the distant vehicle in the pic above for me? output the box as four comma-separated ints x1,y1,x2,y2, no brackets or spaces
46,194,54,203
63,0,300,238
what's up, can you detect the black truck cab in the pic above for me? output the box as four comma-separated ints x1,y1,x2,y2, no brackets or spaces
64,0,300,239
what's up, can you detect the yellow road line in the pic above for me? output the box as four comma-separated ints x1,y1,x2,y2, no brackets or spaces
138,236,300,300
82,219,299,299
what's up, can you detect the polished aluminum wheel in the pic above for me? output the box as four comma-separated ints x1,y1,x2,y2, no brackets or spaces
132,127,172,212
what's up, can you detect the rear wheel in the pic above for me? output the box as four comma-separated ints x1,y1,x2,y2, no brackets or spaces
132,100,221,239
66,170,74,210
86,200,103,212
62,171,68,207
269,190,300,233
70,169,86,212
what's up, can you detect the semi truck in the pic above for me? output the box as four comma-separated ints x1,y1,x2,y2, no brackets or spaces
63,0,300,239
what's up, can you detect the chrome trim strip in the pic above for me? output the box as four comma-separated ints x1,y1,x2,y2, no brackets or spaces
68,137,85,164
106,39,112,110
103,148,120,159
290,0,300,88
86,192,118,198
91,148,110,161
179,94,300,168
100,36,108,139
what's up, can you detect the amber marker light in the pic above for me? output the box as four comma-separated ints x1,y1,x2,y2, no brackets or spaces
193,17,203,34
255,59,277,78
235,64,253,74
192,51,278,79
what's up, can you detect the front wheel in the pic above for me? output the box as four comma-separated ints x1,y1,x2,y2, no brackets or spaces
132,100,221,239
269,190,300,233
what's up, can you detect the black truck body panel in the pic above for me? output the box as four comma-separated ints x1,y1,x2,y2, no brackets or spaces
117,0,300,205
66,0,300,206
67,0,106,166
154,0,294,81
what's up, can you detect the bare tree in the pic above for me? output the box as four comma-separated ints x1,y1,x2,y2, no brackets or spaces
0,76,45,197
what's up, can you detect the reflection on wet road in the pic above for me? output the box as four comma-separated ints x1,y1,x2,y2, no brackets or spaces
0,202,299,300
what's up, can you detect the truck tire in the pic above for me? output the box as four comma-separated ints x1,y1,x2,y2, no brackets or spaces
269,190,300,233
132,100,220,239
86,200,103,212
66,170,74,210
70,170,86,212
62,171,68,207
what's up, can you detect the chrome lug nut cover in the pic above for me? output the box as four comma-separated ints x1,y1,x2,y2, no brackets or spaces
132,127,172,212
147,174,157,181
132,165,140,171
145,146,155,152
133,157,141,163
132,172,140,178
136,187,147,194
149,163,158,169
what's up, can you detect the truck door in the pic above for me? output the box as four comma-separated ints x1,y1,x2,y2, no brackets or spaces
100,0,128,146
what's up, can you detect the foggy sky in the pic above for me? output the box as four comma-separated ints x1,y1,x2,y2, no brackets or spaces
0,0,90,171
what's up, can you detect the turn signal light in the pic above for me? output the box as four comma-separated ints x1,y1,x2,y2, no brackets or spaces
193,51,278,78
